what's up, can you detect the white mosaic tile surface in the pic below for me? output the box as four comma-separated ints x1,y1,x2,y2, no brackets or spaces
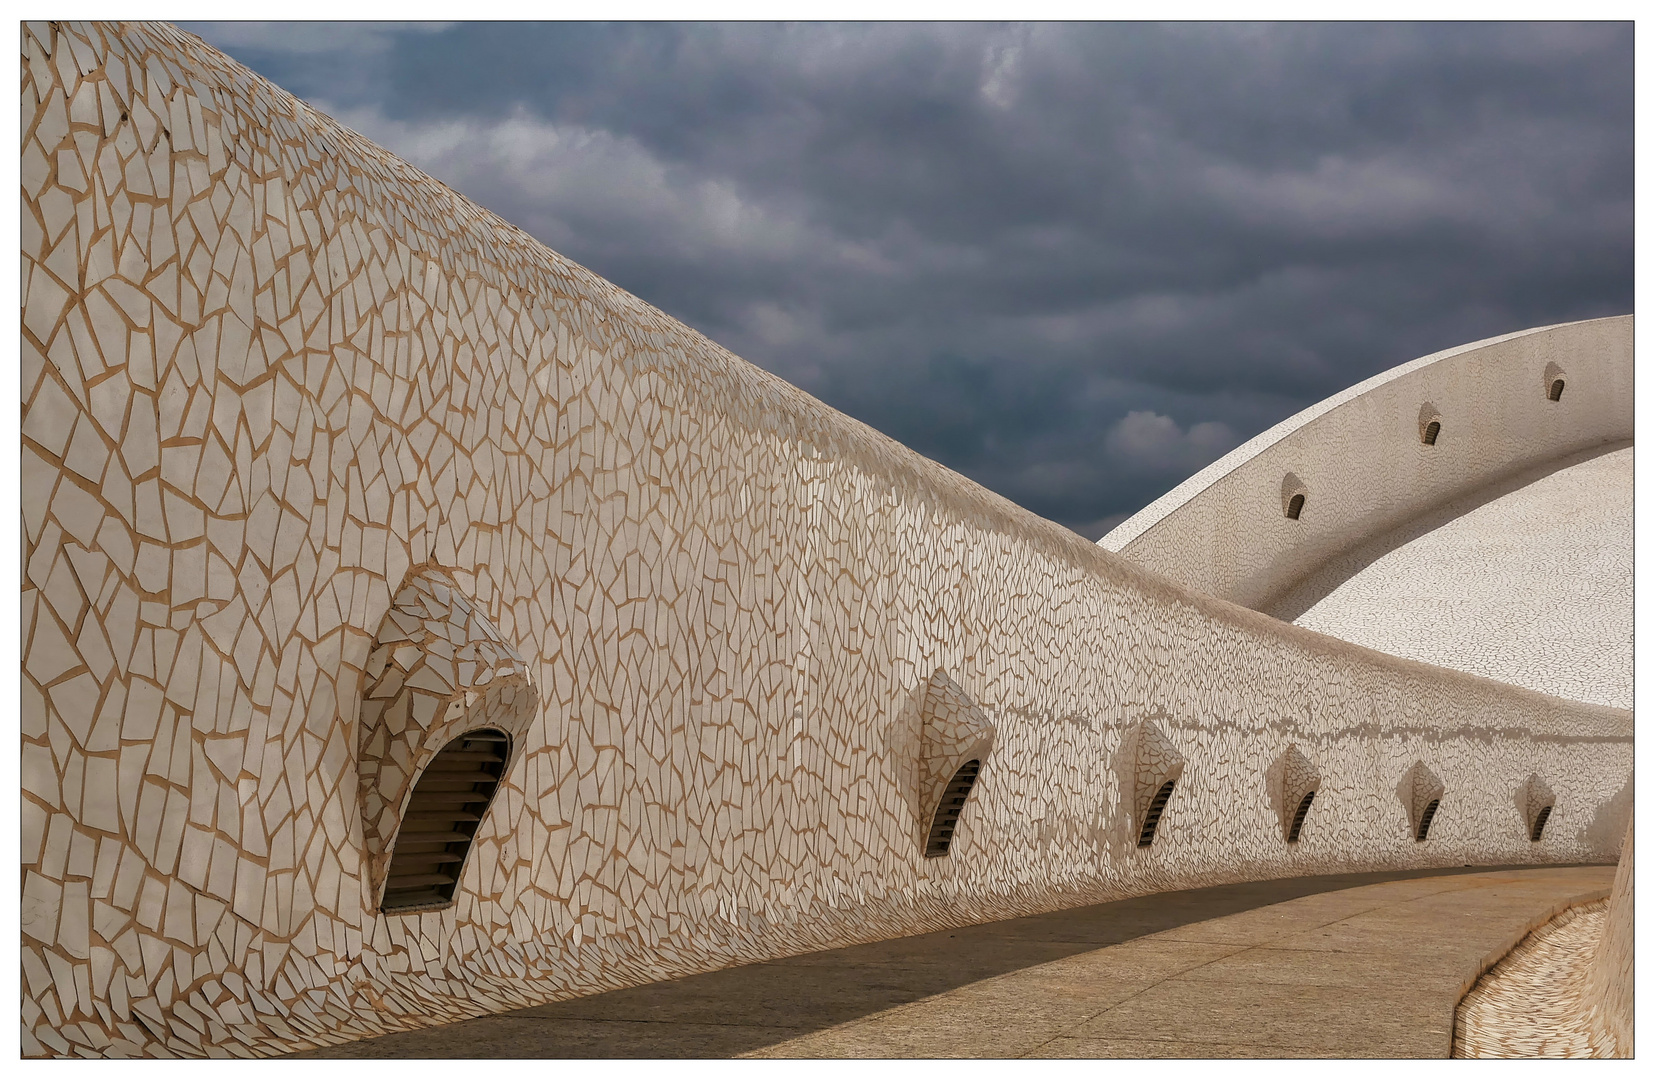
1268,743,1320,842
1581,821,1634,1055
18,21,1635,1059
1455,900,1607,1057
1454,826,1629,1064
1283,444,1632,710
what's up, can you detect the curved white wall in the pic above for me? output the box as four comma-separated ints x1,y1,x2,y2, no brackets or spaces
1101,317,1634,612
18,23,1635,1059
1285,443,1632,709
1583,821,1634,1055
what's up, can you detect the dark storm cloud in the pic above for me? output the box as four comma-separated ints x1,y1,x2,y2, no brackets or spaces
184,21,1633,537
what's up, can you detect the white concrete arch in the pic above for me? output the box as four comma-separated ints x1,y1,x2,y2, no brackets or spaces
1100,316,1633,613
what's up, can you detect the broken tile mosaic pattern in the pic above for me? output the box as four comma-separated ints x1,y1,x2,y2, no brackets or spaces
19,21,1633,1059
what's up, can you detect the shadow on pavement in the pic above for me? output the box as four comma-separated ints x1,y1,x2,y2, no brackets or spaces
291,863,1579,1059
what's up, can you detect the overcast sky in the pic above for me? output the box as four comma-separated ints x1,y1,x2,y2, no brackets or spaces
183,21,1633,539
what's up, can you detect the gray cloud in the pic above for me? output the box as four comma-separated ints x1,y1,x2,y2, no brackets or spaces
183,21,1633,538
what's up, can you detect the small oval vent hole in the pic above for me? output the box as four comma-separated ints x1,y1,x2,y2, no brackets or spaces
1287,790,1315,843
382,728,509,912
1548,379,1565,402
1286,493,1305,520
925,760,980,858
1416,798,1440,841
1422,420,1440,446
1530,804,1553,842
1138,780,1177,848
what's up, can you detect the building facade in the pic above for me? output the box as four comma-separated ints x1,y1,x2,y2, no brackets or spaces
19,22,1632,1058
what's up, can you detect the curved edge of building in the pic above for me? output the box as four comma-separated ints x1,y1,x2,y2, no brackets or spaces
1099,316,1634,612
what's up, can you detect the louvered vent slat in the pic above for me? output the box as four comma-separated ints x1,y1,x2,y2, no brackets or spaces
1530,804,1553,842
924,760,980,858
403,812,482,825
413,769,500,784
402,787,489,803
1416,797,1440,841
381,728,509,913
386,873,459,889
1287,790,1315,843
1138,779,1176,847
396,832,473,844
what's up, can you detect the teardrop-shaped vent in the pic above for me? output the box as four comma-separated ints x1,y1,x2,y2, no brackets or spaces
1422,420,1441,446
925,760,980,858
1548,378,1565,402
1415,797,1440,841
1287,790,1315,843
1286,493,1305,520
1138,779,1176,847
1529,804,1553,842
382,728,509,912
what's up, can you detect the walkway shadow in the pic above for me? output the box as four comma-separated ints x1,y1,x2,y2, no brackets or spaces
292,863,1573,1059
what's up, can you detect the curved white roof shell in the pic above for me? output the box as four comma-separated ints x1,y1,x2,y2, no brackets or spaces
1102,316,1633,707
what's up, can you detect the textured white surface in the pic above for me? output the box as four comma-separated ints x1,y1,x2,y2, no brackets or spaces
17,21,1634,1060
1100,317,1633,613
1454,899,1608,1058
1454,826,1630,1062
1282,444,1632,710
1581,822,1634,1055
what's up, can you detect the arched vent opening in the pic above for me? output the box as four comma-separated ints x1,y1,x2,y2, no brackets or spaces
1415,797,1440,842
382,728,510,912
1548,379,1565,402
1530,804,1553,842
1422,420,1441,446
1286,790,1315,843
1138,779,1176,848
924,760,980,858
1285,493,1305,520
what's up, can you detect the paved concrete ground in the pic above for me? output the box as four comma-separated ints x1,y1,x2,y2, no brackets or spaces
293,864,1612,1059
